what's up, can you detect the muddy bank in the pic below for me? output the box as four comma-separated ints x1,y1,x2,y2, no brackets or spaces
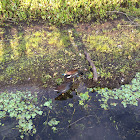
0,19,139,89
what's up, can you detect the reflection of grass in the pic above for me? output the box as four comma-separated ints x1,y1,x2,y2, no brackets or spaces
94,72,140,110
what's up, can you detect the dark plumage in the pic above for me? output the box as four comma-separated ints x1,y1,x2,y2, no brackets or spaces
54,82,72,93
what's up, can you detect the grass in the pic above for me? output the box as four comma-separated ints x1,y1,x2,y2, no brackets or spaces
0,0,139,25
0,19,139,86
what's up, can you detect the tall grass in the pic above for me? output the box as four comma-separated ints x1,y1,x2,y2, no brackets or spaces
0,0,139,24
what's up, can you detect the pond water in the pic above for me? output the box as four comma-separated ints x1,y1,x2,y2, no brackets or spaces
0,21,140,140
0,82,139,140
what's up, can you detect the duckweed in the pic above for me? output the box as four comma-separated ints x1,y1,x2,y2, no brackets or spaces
78,90,91,108
48,118,60,133
94,72,140,110
0,90,43,139
44,99,53,109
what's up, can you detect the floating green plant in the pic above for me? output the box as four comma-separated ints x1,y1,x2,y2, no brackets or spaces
94,72,140,110
55,78,63,85
68,103,74,108
44,99,53,109
48,118,60,133
78,90,91,109
0,90,43,139
79,92,90,101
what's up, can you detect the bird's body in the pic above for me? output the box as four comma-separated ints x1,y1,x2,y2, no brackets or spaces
63,69,83,78
54,82,72,93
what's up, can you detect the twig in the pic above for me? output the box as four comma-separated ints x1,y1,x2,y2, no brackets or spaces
120,25,140,26
107,11,139,26
57,110,102,134
67,114,94,128
68,108,75,127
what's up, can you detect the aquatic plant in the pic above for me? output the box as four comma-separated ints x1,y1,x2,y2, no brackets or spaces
0,90,43,139
94,72,140,110
43,99,60,133
44,99,53,109
55,78,63,85
48,118,60,133
78,90,91,109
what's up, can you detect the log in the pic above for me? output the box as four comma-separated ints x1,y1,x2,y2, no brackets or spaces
84,50,98,82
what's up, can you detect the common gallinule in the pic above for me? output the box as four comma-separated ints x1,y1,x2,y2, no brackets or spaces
54,82,73,93
63,69,83,78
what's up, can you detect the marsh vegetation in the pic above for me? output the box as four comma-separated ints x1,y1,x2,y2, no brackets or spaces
0,0,140,139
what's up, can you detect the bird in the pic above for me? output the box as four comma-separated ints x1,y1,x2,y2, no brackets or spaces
63,69,83,78
54,82,73,93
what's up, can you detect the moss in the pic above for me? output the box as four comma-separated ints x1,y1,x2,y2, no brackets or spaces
0,26,86,86
0,19,139,87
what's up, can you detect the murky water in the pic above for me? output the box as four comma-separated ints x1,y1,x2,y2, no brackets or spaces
0,83,139,140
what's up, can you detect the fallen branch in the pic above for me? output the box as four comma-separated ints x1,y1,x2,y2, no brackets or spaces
107,11,140,26
84,51,98,82
119,25,140,26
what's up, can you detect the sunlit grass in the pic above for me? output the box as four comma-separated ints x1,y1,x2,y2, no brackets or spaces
0,0,139,24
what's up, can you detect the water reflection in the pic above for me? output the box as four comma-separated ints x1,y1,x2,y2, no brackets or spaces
0,83,139,140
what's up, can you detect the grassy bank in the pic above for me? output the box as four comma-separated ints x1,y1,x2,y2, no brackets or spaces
0,20,139,87
0,0,139,25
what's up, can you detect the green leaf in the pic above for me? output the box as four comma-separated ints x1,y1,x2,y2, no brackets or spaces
68,103,73,107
